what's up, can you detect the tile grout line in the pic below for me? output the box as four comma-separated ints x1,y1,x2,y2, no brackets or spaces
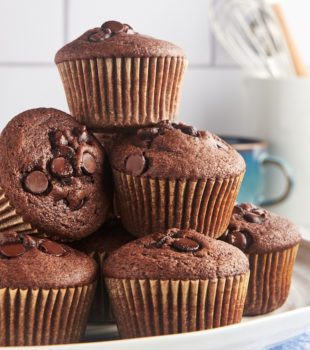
63,0,69,44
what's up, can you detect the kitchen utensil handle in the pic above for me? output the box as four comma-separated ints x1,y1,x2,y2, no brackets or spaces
272,3,309,77
260,155,294,206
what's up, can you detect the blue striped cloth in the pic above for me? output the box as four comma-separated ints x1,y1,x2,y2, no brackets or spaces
267,332,310,349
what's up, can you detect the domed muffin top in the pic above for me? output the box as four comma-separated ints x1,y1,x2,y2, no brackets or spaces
0,231,98,289
102,228,249,280
109,121,245,180
55,20,186,63
0,108,112,241
219,203,301,254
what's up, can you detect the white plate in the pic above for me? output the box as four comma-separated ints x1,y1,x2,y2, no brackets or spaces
3,231,310,350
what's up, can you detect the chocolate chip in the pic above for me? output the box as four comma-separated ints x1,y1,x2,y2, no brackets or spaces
52,131,68,147
22,235,45,248
252,208,266,217
88,30,106,42
73,198,85,211
57,145,75,158
50,157,73,178
233,205,245,215
40,240,65,256
155,235,169,248
243,212,265,224
216,141,228,150
82,153,96,175
77,126,89,143
123,23,133,32
24,171,49,194
0,243,26,257
221,229,230,240
125,154,146,176
137,127,159,140
172,238,200,252
228,231,248,251
180,125,198,137
101,20,124,33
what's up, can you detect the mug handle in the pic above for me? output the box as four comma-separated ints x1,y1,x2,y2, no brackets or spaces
259,154,295,206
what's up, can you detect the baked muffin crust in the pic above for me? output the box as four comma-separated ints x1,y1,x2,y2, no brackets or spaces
0,108,112,241
103,228,249,280
219,203,301,254
109,121,245,180
55,20,186,63
0,231,98,289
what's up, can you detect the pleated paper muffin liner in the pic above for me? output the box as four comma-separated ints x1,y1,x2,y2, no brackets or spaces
87,251,114,323
112,170,244,238
0,186,38,235
57,57,188,131
0,282,96,346
244,244,299,315
105,273,250,338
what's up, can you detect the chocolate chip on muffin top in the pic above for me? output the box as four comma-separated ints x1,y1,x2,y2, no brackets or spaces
219,203,301,254
109,121,245,180
0,108,112,241
0,231,98,289
102,228,249,280
55,20,186,63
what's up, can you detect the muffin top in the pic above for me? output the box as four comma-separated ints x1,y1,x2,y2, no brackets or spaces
109,121,245,180
55,20,186,63
72,218,135,254
219,203,301,254
0,108,112,241
102,228,249,280
0,232,98,289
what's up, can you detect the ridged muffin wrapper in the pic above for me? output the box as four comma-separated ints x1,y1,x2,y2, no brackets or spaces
88,251,114,323
105,272,250,338
244,244,299,316
112,170,244,238
0,186,38,235
0,282,96,346
57,57,188,131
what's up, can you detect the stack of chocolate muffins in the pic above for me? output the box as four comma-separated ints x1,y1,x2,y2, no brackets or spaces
0,20,301,345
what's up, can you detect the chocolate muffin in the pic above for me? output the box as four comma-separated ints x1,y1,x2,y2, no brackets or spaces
72,219,135,322
219,203,301,315
55,20,187,131
0,108,112,241
103,228,250,338
0,231,97,346
109,121,245,238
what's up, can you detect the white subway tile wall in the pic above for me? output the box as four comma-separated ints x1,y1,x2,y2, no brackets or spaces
0,0,309,133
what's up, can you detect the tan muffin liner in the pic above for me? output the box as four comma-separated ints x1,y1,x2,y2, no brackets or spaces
105,272,249,338
244,244,299,315
0,186,38,235
112,170,244,238
57,57,188,131
88,251,114,323
0,282,96,346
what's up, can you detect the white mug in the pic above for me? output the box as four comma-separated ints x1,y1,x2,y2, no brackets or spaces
244,77,310,226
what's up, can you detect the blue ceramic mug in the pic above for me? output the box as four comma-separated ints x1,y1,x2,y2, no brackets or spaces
221,137,294,206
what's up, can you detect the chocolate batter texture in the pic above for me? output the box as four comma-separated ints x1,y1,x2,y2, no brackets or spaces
72,218,135,254
55,21,186,63
0,231,98,289
103,228,249,280
219,203,301,254
109,121,245,180
0,108,112,241
55,21,187,131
